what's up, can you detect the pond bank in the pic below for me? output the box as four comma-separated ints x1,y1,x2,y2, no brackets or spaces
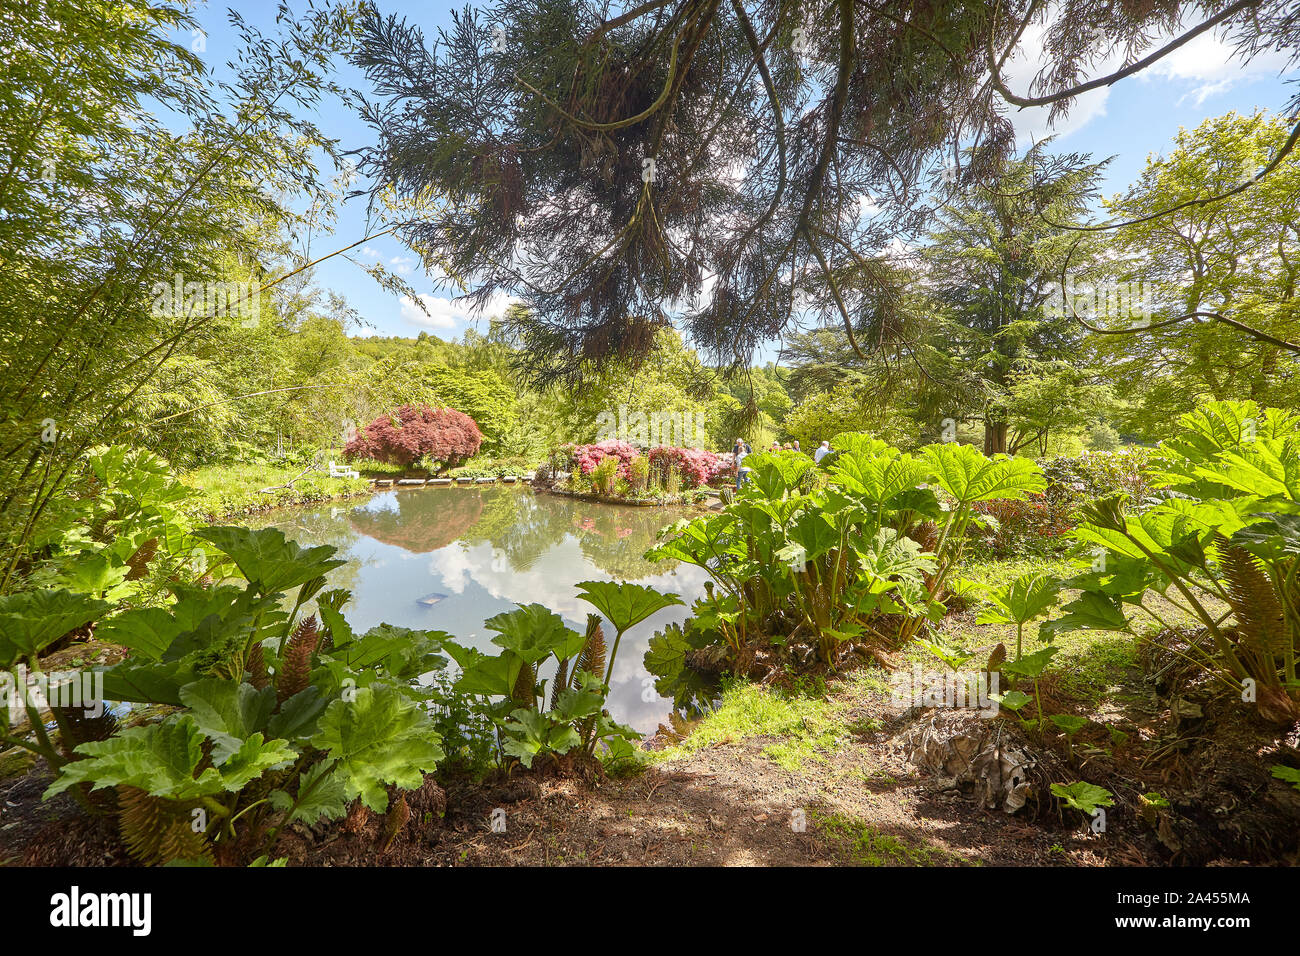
543,482,724,509
181,459,731,525
180,463,371,523
183,464,550,523
0,672,1058,866
241,646,1300,866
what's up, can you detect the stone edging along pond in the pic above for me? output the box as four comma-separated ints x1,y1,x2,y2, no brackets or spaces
201,472,723,520
366,472,723,509
368,471,536,487
540,483,723,509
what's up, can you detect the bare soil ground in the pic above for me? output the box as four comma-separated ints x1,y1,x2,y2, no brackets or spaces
0,722,1072,867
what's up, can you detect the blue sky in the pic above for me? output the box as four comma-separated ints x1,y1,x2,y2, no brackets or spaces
188,2,1299,346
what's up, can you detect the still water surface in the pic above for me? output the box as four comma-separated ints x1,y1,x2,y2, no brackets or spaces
254,485,707,732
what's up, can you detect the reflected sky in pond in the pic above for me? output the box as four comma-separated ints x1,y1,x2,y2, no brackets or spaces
252,486,707,733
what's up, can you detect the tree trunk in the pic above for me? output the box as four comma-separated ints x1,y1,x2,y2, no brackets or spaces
983,419,1007,455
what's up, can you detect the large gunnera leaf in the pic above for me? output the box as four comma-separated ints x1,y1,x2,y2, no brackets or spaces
1038,592,1130,640
267,762,349,826
575,580,684,635
830,450,927,505
94,585,254,661
1230,512,1300,559
330,623,449,677
483,603,583,663
921,443,1045,505
0,589,112,667
976,572,1059,627
179,679,277,763
192,526,345,594
310,685,444,812
501,709,581,768
643,622,714,708
44,714,295,800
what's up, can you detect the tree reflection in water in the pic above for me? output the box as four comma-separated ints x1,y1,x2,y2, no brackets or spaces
348,488,484,553
567,504,681,579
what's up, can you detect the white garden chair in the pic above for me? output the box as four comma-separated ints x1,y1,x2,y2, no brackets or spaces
329,460,360,479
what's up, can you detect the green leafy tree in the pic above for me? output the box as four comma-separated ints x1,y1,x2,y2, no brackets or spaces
349,0,1296,381
1004,362,1115,457
1096,111,1300,436
921,142,1107,454
784,380,918,451
420,364,518,453
0,1,362,585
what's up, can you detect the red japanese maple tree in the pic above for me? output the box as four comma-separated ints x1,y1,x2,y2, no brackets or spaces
343,404,483,469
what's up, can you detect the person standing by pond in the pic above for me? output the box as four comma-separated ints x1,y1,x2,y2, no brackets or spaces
733,438,752,489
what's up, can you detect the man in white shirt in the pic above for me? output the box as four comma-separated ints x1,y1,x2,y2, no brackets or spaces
814,440,831,463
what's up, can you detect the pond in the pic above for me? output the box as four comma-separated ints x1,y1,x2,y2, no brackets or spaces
252,485,708,733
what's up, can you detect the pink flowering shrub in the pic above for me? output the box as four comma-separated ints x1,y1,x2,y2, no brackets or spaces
647,446,724,488
343,404,483,469
570,439,642,478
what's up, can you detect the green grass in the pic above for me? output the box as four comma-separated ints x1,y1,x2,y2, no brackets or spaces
346,457,408,476
810,810,969,866
960,553,1074,590
1050,632,1141,704
656,680,849,770
922,553,1145,708
655,553,1164,792
926,611,1140,707
180,463,369,521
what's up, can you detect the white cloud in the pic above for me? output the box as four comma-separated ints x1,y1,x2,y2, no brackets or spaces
1143,32,1295,105
999,14,1296,145
428,547,470,593
360,245,382,259
1000,21,1117,148
671,270,717,313
399,294,456,329
880,236,913,260
389,255,416,275
398,290,522,331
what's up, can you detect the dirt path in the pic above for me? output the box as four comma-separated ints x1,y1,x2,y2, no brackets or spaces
276,675,1128,867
